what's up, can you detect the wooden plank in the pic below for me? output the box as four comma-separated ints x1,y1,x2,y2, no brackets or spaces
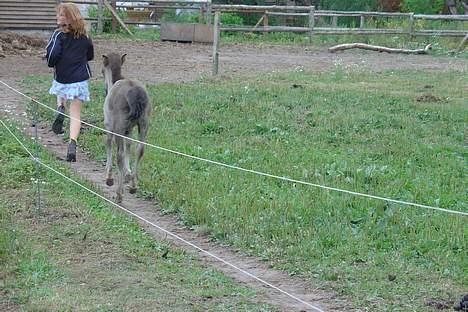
194,23,213,43
0,11,56,16
414,14,468,20
160,22,195,42
213,5,311,11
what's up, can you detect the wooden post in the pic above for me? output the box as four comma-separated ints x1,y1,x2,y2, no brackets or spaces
207,0,212,24
111,0,117,33
408,13,414,38
332,15,338,27
32,99,41,214
360,14,365,29
97,0,103,34
212,11,220,76
263,12,269,29
308,6,315,44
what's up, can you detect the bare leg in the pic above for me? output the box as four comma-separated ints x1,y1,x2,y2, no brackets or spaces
69,98,81,141
57,96,65,108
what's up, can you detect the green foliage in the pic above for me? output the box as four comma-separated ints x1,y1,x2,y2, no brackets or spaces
221,13,245,25
160,9,200,23
87,5,127,33
401,0,446,13
320,0,380,11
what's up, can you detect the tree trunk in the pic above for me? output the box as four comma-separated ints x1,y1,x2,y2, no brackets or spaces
447,0,459,14
462,1,468,14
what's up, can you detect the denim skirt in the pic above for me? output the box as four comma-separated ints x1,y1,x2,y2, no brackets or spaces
49,80,90,102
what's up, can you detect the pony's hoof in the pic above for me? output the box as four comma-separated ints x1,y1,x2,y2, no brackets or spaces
106,178,114,186
129,187,137,194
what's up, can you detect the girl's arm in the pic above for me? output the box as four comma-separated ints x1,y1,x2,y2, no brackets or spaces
46,30,63,67
87,38,94,61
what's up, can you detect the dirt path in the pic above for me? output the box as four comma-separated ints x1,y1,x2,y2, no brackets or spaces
1,33,466,312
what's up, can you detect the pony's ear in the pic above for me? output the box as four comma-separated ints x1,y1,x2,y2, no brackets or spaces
102,54,109,66
121,54,127,65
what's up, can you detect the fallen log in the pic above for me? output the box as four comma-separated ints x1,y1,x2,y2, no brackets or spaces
328,43,432,54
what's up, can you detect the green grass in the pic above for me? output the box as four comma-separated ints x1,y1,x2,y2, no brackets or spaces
20,67,468,311
0,122,275,311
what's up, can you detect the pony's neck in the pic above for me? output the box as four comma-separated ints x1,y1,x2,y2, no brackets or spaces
112,69,124,84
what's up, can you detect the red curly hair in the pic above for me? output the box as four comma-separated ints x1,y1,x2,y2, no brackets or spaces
56,3,87,38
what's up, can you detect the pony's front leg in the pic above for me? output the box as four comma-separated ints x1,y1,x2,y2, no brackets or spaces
105,132,114,186
115,136,125,203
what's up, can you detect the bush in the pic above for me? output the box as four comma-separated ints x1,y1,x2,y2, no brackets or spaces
320,0,380,11
401,0,446,13
88,5,127,33
221,13,244,26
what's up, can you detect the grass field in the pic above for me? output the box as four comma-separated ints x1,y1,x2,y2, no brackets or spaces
17,65,468,311
0,124,275,311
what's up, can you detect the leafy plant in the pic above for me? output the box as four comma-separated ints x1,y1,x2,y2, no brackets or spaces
87,5,127,33
401,0,446,13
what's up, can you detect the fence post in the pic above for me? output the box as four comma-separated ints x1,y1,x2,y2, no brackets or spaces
332,15,338,27
212,11,220,76
111,0,117,33
32,99,41,214
360,14,365,29
97,0,103,34
308,6,315,45
207,0,212,25
408,13,414,38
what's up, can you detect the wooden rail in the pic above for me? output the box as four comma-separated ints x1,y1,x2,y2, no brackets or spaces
212,5,467,38
61,1,466,38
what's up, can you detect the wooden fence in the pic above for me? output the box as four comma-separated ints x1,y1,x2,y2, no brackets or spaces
64,0,467,38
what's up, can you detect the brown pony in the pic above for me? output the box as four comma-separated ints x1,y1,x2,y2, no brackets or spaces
102,53,151,203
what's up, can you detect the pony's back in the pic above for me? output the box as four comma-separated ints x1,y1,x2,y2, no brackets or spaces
104,79,150,133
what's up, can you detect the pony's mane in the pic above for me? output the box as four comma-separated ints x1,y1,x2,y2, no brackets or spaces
106,53,124,84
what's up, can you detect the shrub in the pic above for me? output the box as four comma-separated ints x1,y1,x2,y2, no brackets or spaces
88,5,127,33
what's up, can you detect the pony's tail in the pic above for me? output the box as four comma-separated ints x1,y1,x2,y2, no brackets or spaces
126,86,149,122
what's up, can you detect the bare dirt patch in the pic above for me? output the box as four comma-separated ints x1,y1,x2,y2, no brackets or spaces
0,32,45,58
416,92,443,102
1,33,467,312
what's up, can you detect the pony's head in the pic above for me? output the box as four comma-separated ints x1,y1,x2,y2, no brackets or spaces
102,53,126,96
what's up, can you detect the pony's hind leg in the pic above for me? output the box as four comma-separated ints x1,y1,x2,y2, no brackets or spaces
105,132,114,186
115,136,125,203
129,121,148,194
124,135,132,183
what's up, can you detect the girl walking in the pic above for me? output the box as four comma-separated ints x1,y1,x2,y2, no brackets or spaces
46,2,94,162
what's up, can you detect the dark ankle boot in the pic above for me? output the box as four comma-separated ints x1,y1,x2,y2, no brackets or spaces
52,105,65,134
66,139,76,162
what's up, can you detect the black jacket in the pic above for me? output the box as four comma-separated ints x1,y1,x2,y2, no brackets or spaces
46,29,94,84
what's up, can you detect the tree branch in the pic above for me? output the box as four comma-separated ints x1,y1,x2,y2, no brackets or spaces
328,43,432,54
